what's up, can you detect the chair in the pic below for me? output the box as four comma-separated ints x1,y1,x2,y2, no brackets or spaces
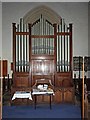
32,79,54,90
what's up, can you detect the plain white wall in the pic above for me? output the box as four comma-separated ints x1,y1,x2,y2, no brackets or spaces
88,2,90,78
0,2,2,60
2,2,88,75
88,2,90,56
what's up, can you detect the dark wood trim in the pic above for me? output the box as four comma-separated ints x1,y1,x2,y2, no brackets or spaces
31,35,54,38
12,23,16,72
28,23,32,87
53,23,57,86
69,24,73,76
15,32,29,35
57,32,71,36
31,55,54,60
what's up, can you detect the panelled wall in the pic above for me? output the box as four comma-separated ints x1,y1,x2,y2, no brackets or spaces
0,60,8,77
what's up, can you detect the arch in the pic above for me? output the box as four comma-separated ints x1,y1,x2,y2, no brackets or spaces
23,5,61,24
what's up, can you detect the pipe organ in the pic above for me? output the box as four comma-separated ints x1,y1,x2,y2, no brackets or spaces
12,14,73,104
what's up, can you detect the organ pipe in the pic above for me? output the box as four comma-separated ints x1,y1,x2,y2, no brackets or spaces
13,15,72,73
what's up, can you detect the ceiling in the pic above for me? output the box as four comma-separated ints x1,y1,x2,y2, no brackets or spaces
0,0,90,2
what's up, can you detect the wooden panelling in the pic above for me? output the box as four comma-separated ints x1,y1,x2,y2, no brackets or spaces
31,59,54,75
14,72,30,87
54,89,63,103
54,72,74,103
31,59,55,86
55,72,72,87
32,75,54,86
54,88,74,104
0,60,2,77
3,60,8,76
0,60,8,77
35,95,50,103
63,88,74,103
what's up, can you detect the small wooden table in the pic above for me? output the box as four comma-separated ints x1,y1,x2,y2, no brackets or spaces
32,89,54,109
11,91,32,105
12,91,32,100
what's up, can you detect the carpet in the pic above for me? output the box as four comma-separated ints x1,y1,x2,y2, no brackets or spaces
2,103,81,119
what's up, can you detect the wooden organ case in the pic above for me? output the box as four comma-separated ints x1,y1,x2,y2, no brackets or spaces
12,14,74,104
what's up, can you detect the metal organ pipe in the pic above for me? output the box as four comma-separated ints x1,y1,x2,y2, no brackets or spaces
16,24,19,72
60,19,63,71
15,18,30,72
20,18,22,72
14,15,71,73
31,15,54,55
56,18,71,72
